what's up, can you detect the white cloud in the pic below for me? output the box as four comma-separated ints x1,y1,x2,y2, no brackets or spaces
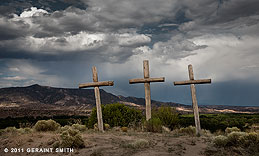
117,33,151,47
3,76,26,81
179,34,259,82
133,34,207,62
22,32,106,52
0,30,151,63
9,67,20,72
20,7,48,18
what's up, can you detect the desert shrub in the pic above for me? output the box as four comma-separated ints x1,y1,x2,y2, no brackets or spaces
60,125,70,131
210,131,259,155
94,123,99,131
123,139,149,149
121,127,128,132
4,127,17,133
17,128,32,134
227,131,247,146
240,132,259,154
213,132,259,148
144,118,162,133
179,126,196,136
88,103,143,128
34,119,60,132
225,127,241,134
4,127,33,134
59,128,85,148
153,107,179,130
71,124,87,132
213,135,228,147
240,132,259,147
23,127,33,133
104,124,110,130
250,124,259,132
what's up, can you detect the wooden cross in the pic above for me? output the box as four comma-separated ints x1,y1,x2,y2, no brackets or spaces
174,64,211,136
129,60,165,121
79,66,114,132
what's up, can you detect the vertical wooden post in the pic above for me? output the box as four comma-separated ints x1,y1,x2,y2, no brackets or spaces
143,60,151,121
129,60,165,121
188,65,201,136
79,67,114,132
92,67,104,132
174,64,211,136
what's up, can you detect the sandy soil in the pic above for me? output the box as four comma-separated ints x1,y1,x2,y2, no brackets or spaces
0,130,209,156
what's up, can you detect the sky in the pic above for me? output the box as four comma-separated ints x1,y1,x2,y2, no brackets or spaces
0,0,259,106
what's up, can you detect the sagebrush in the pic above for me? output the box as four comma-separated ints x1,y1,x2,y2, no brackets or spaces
34,119,60,132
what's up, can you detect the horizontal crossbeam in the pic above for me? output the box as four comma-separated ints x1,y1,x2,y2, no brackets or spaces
174,79,211,85
129,77,165,84
79,81,114,88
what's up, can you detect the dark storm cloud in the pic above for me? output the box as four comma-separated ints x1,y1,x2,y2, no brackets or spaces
31,7,100,38
180,0,259,29
0,0,258,62
0,0,259,107
0,17,30,40
212,0,259,24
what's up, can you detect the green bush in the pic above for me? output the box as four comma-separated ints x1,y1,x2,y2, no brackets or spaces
94,123,99,131
17,128,32,134
240,132,259,147
71,124,87,132
59,125,70,132
250,124,259,132
179,126,196,136
4,127,33,134
4,127,17,133
153,107,179,130
104,123,110,130
121,127,128,132
213,132,259,147
227,131,247,146
211,131,259,155
59,128,85,148
88,103,143,128
33,119,60,132
225,127,241,134
213,135,228,147
144,118,162,133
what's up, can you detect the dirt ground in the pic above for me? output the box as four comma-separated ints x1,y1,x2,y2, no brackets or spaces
0,130,209,156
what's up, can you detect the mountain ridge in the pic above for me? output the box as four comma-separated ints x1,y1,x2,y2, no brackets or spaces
0,84,258,118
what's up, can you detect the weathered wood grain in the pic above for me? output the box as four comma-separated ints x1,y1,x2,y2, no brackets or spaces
79,66,114,132
173,64,211,136
79,81,114,88
173,79,211,85
129,60,164,121
129,77,165,84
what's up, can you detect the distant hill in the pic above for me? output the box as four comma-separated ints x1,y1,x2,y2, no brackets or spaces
0,84,258,118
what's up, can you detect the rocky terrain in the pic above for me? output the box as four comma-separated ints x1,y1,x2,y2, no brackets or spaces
0,84,259,118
